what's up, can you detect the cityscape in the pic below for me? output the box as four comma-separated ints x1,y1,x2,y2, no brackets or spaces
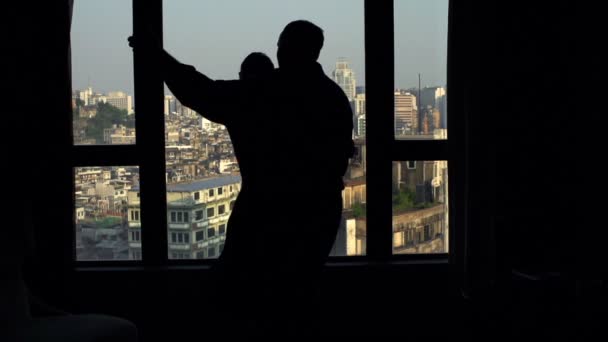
73,58,449,261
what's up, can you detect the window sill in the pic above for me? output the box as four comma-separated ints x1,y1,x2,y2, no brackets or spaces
73,255,449,273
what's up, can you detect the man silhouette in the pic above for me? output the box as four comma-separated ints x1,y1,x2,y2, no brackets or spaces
130,20,354,335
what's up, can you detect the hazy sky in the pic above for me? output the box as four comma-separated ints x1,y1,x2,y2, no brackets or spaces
71,0,448,96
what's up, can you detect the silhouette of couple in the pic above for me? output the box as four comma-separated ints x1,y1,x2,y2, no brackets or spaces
130,20,354,335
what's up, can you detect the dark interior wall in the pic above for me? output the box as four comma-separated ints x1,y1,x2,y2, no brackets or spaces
4,0,603,339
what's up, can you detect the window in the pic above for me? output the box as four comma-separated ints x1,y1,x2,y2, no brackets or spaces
165,0,366,259
171,252,191,259
130,231,141,242
196,251,205,259
70,1,456,264
395,1,448,140
392,161,448,254
171,232,190,244
196,230,205,242
208,247,216,258
71,0,135,145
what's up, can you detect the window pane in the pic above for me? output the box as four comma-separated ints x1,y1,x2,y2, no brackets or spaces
74,166,140,261
394,0,448,140
392,161,448,254
71,1,135,145
164,0,365,258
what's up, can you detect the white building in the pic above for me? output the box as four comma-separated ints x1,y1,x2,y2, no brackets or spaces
394,90,418,134
127,175,242,260
106,91,134,114
164,95,176,115
332,57,356,101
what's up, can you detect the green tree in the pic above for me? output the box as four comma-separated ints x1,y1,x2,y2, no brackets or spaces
86,102,129,143
392,187,415,212
352,202,366,218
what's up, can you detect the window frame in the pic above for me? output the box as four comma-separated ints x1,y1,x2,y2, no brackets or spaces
69,0,463,269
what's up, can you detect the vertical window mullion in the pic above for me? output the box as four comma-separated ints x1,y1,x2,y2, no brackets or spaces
365,0,394,260
133,0,167,266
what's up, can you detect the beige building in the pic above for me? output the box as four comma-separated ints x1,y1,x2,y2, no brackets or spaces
394,90,418,134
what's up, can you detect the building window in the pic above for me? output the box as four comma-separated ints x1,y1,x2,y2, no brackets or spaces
130,231,141,242
196,230,205,241
207,207,215,218
208,247,216,258
170,212,176,223
219,243,225,253
177,212,183,222
218,204,225,215
183,212,189,223
407,161,416,169
196,251,205,259
207,227,216,238
218,224,226,235
171,232,190,244
209,189,214,197
195,210,204,221
218,187,223,195
194,191,200,200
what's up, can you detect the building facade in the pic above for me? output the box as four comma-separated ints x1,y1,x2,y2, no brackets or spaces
127,175,242,260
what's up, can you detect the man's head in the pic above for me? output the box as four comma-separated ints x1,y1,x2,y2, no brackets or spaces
277,20,324,68
239,52,275,80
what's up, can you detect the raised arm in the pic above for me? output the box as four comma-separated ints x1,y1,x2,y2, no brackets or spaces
129,35,242,125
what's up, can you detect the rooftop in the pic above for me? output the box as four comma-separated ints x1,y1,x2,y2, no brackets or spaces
167,175,242,193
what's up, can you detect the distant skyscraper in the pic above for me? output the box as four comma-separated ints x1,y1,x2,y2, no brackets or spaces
164,95,176,115
332,57,356,101
355,93,366,116
357,115,366,137
394,90,417,134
